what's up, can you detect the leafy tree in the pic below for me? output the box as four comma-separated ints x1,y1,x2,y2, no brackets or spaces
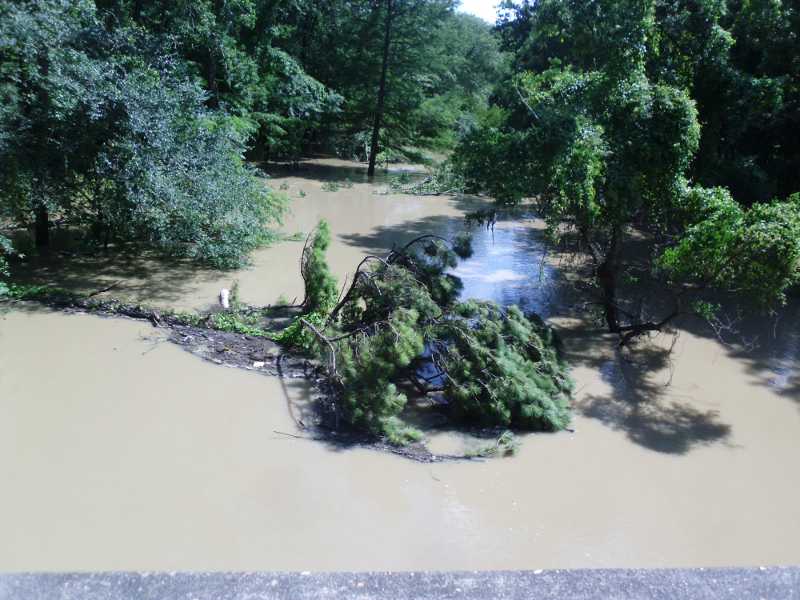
408,12,509,150
94,0,343,161
658,189,800,307
0,0,283,267
457,0,800,341
89,0,505,164
361,0,458,175
647,0,793,202
497,0,800,204
270,0,503,167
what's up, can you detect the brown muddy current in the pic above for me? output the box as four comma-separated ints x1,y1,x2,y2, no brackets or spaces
1,158,799,571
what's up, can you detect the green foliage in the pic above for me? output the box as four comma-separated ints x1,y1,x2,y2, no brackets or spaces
467,431,520,458
387,161,466,196
337,307,427,435
275,221,338,352
171,311,204,328
271,230,572,443
301,221,339,315
94,0,343,160
0,0,284,268
100,79,286,268
1,0,509,184
460,0,800,334
321,181,342,192
497,0,800,202
381,417,424,446
452,122,533,204
321,179,354,193
257,48,343,160
275,310,326,353
207,310,268,337
281,3,507,160
300,233,574,443
2,284,58,301
458,62,701,221
441,302,573,430
406,13,509,150
659,190,800,306
691,300,721,322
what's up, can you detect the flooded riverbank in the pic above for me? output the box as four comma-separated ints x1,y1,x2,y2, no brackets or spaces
8,159,472,311
2,158,799,571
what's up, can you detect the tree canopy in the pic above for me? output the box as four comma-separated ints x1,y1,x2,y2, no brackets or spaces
0,0,284,268
456,0,800,340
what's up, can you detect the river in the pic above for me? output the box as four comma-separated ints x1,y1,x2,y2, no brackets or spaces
1,158,799,571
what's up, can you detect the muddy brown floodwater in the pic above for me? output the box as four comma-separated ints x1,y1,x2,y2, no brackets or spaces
1,158,800,571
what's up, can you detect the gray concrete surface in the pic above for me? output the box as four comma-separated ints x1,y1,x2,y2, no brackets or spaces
0,568,798,600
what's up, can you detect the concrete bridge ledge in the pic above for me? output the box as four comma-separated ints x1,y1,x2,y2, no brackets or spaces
1,568,798,600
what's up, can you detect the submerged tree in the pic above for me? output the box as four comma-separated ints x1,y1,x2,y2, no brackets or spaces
456,0,800,342
284,225,573,444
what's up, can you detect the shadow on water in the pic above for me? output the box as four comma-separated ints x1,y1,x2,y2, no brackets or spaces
8,231,226,308
338,193,493,253
723,305,800,406
341,214,468,256
562,322,733,455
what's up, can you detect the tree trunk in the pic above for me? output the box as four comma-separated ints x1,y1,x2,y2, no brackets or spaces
367,0,393,178
132,0,143,22
34,49,51,249
594,225,680,345
35,205,50,249
597,258,619,332
597,226,622,333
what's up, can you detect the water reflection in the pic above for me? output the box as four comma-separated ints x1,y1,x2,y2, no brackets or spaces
451,220,558,317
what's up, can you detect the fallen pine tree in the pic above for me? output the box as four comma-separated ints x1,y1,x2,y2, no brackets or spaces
279,221,575,445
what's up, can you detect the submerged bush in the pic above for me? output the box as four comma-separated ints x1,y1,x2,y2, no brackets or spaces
286,230,574,443
386,161,466,196
659,189,800,307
